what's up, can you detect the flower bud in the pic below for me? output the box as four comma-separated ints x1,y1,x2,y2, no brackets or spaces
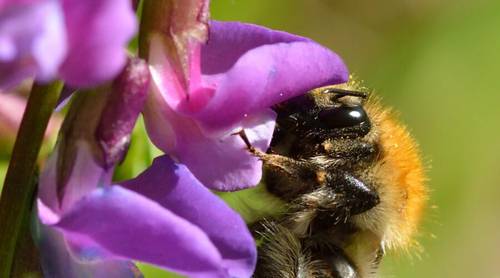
96,58,150,168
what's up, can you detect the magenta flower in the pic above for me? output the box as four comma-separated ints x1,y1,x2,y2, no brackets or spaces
0,0,136,89
145,20,349,191
37,58,256,278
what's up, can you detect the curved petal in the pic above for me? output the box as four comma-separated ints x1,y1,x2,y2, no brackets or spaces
51,185,227,278
158,21,348,133
149,36,215,115
121,155,257,277
196,39,349,133
201,20,308,75
143,89,276,190
0,0,66,88
38,141,112,216
59,0,136,87
175,110,275,191
35,218,142,278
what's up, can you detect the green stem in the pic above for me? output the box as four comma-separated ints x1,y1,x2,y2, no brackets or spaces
138,0,173,59
0,81,62,277
11,174,42,278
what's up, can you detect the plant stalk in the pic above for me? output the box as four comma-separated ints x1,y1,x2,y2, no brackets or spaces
0,81,62,277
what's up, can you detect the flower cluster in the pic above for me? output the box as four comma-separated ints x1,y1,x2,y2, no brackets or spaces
0,0,136,88
1,0,349,277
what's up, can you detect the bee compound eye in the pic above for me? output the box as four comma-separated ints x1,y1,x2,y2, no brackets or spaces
318,105,369,129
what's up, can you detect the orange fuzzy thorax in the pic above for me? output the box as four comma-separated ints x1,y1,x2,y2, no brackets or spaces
365,99,427,251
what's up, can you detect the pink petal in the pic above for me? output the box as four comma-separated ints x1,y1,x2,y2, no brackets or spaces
58,0,136,87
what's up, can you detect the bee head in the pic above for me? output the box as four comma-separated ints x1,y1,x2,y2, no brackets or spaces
272,87,371,151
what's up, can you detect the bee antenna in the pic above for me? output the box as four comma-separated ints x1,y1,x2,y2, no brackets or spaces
322,88,368,99
233,129,254,150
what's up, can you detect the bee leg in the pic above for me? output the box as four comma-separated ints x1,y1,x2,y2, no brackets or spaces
237,129,321,199
288,177,375,236
328,171,380,215
262,154,321,200
313,171,380,215
299,172,379,231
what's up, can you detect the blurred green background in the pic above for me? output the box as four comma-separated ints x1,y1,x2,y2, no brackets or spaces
2,0,500,277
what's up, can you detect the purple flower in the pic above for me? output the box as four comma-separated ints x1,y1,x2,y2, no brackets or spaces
145,20,349,191
37,58,256,278
35,222,143,278
0,92,61,143
0,0,136,89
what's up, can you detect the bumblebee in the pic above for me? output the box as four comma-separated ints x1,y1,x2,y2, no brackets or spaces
240,78,427,278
